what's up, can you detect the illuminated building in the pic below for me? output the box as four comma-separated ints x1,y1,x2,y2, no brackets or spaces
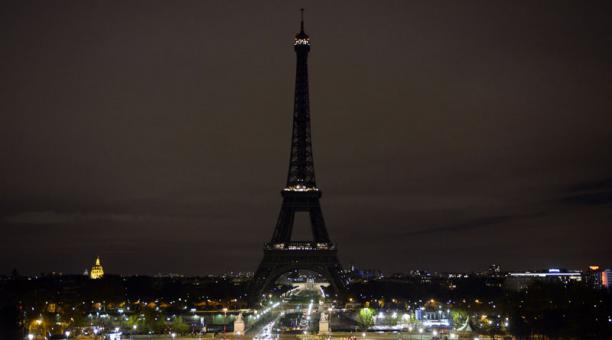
505,268,581,290
89,256,104,279
585,265,603,288
602,269,611,289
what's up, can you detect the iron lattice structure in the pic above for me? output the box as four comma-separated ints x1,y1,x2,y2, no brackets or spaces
249,12,345,305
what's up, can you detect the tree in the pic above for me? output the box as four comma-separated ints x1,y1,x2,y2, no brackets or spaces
170,316,190,335
357,308,374,331
450,309,468,328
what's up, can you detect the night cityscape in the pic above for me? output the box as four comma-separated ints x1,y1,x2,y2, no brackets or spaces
1,1,611,340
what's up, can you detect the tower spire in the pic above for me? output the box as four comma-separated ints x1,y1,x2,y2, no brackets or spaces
300,8,304,32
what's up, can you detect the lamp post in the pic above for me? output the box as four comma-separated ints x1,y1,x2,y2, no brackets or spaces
223,307,228,339
328,307,333,334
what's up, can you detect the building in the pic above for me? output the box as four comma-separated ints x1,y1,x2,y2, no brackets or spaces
602,269,611,289
89,256,104,279
584,265,603,288
505,268,581,290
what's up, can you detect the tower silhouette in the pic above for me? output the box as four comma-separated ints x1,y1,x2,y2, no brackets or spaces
248,10,345,305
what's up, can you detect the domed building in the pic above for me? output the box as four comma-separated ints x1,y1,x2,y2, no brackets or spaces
89,256,104,279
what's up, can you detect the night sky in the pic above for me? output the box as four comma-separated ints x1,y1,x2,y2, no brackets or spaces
2,1,611,275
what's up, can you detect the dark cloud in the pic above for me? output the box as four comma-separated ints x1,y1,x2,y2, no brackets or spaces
562,178,612,206
395,214,539,237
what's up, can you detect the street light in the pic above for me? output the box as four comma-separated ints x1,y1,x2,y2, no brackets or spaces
27,334,33,340
223,307,228,338
328,307,333,333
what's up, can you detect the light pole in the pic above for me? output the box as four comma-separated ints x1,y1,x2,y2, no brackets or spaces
223,307,228,339
328,307,333,334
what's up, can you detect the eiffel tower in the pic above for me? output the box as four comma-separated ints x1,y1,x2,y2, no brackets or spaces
248,10,345,305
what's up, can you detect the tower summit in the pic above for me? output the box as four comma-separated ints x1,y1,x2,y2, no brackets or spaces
249,10,345,305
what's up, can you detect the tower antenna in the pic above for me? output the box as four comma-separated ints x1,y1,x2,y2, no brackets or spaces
300,8,304,32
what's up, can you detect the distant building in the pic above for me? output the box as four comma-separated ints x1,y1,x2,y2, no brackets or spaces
89,256,104,279
602,269,611,289
505,268,581,290
487,264,505,277
345,265,384,282
584,265,603,288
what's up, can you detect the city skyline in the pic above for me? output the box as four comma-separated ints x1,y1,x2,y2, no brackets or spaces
2,1,612,275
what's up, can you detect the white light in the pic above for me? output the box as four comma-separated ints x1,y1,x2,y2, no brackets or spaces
133,324,138,329
28,335,34,340
418,328,423,333
294,39,310,46
432,330,438,336
172,333,177,338
362,332,366,337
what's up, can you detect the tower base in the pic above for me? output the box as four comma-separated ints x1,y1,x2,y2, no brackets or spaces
248,242,345,306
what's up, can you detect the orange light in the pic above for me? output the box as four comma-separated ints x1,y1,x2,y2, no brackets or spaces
589,265,600,271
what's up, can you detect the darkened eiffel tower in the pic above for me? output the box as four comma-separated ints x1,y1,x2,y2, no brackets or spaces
248,10,345,305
